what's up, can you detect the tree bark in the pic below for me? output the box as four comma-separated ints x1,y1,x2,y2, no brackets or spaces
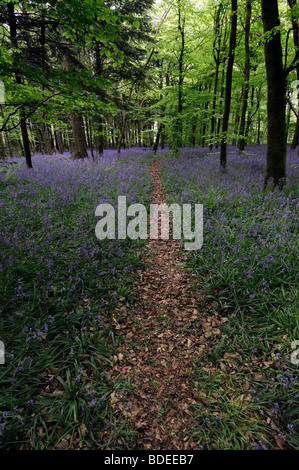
33,119,45,153
55,128,64,154
261,0,286,187
42,114,52,155
70,112,88,159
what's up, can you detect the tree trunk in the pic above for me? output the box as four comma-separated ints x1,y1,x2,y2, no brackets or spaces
153,123,164,153
20,113,32,166
89,120,94,159
216,63,226,148
173,0,185,153
232,90,243,145
95,44,104,155
55,128,64,154
201,94,210,147
7,1,32,168
137,121,142,147
237,0,252,151
210,5,224,150
33,119,45,153
0,105,13,158
42,114,52,155
220,0,237,169
0,132,7,160
286,103,292,142
210,63,219,150
261,0,286,187
70,112,88,159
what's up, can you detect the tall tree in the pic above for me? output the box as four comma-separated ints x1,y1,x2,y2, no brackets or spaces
175,0,185,152
209,3,226,150
7,1,32,168
261,0,286,187
220,0,237,169
237,0,252,151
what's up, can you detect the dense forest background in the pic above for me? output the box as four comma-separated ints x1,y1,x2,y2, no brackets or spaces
1,0,299,179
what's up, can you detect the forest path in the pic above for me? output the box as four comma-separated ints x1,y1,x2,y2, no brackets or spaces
108,158,207,450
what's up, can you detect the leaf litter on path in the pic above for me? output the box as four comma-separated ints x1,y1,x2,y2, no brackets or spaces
107,159,208,450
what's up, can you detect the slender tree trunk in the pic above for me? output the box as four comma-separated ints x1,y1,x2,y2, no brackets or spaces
201,94,210,147
98,116,104,155
7,2,32,168
173,0,185,152
95,44,104,155
261,0,286,187
233,90,243,145
89,119,94,159
137,121,142,148
257,111,261,145
216,64,226,148
20,113,32,165
191,119,196,146
210,5,224,150
286,103,292,141
237,0,252,151
210,63,220,150
220,0,238,169
117,83,127,153
85,117,90,148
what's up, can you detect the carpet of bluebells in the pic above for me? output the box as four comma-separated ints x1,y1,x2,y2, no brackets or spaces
160,145,299,450
0,149,154,449
0,145,298,450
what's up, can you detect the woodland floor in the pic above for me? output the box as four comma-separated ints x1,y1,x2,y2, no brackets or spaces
1,149,297,450
108,159,216,450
